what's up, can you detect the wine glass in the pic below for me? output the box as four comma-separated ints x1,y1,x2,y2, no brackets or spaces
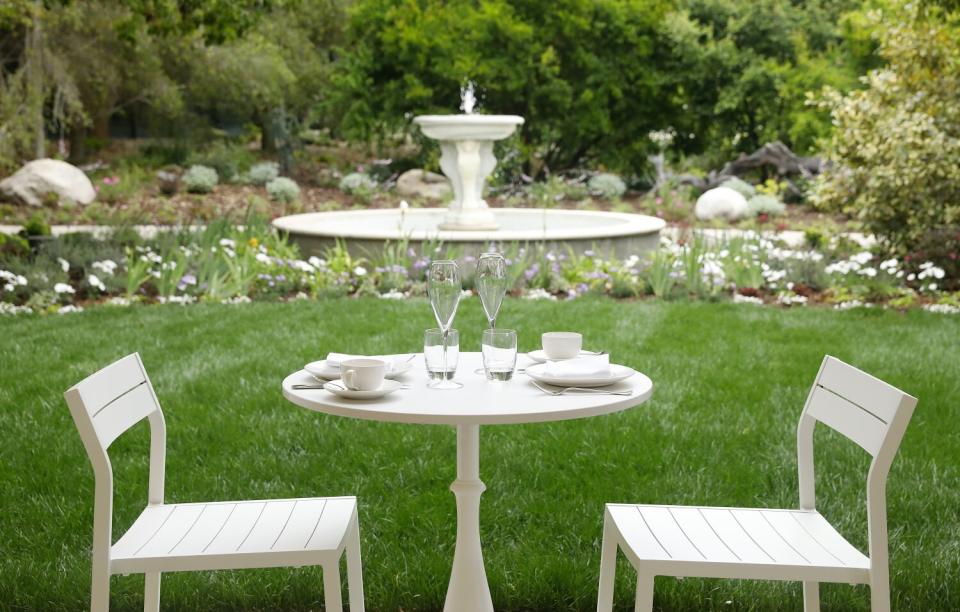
476,252,507,329
427,260,462,389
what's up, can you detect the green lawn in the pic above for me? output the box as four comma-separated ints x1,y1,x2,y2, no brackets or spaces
1,299,958,611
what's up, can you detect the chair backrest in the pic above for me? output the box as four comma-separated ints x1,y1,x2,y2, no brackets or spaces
796,355,917,574
64,353,167,553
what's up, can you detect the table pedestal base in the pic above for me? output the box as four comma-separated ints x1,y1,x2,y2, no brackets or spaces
443,424,493,612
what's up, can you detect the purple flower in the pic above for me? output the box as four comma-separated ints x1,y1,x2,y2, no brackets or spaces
276,274,286,282
407,247,416,257
524,263,540,280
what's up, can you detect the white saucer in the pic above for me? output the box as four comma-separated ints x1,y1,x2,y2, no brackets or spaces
323,378,403,399
526,349,601,364
525,363,636,387
305,358,413,381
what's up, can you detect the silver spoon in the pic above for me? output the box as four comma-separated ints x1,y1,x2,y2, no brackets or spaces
530,380,632,396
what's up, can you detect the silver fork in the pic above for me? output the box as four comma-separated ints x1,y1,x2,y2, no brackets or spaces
531,380,632,396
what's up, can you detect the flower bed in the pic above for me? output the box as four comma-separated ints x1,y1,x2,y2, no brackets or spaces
1,222,957,315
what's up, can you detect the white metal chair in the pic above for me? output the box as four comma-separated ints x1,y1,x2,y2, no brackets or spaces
65,353,364,612
597,355,917,612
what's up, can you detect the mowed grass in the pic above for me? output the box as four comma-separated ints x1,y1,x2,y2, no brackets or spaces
1,298,958,611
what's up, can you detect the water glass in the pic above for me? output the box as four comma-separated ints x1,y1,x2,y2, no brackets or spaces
424,328,459,381
481,328,517,381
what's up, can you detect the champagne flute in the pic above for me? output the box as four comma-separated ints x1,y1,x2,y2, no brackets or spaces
427,260,462,389
476,252,507,329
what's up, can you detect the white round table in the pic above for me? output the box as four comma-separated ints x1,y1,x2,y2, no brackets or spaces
282,352,654,612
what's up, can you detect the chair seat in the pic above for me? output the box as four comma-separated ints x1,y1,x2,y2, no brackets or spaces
111,496,356,574
606,503,871,584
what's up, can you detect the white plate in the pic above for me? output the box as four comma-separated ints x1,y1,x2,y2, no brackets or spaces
323,378,403,399
525,363,636,388
526,349,602,364
305,358,413,381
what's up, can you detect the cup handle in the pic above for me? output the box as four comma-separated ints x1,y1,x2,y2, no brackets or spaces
342,369,356,390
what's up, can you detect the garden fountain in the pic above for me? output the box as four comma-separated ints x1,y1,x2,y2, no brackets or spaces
273,83,665,258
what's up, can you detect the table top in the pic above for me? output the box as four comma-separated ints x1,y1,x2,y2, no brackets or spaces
282,352,654,426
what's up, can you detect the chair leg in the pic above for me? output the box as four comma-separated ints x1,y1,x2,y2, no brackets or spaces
597,514,618,612
144,572,161,612
870,577,891,612
90,567,110,612
345,517,365,611
323,562,344,612
802,581,819,612
634,572,654,612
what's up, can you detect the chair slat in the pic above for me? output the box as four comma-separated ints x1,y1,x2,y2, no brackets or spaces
112,505,175,559
607,504,671,560
169,503,235,555
819,357,903,422
306,498,355,551
637,506,704,560
137,505,205,557
730,509,807,564
92,382,158,448
807,386,887,455
204,502,267,554
238,500,297,553
668,507,739,562
74,354,145,416
698,508,774,564
790,512,869,568
273,499,328,551
761,510,839,566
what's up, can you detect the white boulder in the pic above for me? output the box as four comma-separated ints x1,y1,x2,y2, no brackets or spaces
395,169,451,200
695,186,749,221
0,159,96,207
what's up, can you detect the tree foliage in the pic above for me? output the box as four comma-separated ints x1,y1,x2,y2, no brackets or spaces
811,5,960,254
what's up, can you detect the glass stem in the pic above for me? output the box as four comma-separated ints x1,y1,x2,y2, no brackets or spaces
441,328,449,381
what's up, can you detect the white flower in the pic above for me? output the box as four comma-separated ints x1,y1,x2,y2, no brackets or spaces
219,238,236,248
57,304,83,314
879,258,899,271
776,291,807,306
54,282,75,294
857,267,877,278
733,294,764,305
308,256,326,269
835,300,869,310
221,295,252,305
923,303,960,314
255,253,271,264
460,289,473,298
523,287,557,301
353,266,367,277
399,200,410,210
57,257,70,273
92,259,118,275
106,296,131,307
157,295,195,305
851,251,873,265
379,289,407,300
0,302,31,315
88,274,106,292
291,260,314,273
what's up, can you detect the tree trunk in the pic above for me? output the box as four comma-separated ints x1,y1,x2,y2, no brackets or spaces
92,111,111,141
260,114,276,153
69,121,88,163
27,1,45,159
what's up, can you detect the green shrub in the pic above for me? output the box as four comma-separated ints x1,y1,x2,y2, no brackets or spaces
811,6,960,256
266,177,301,203
339,172,376,194
20,213,51,237
747,194,786,216
246,162,280,186
720,177,757,200
188,142,256,183
182,165,219,194
587,173,627,199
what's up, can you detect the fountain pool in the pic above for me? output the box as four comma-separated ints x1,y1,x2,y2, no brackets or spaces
273,207,665,259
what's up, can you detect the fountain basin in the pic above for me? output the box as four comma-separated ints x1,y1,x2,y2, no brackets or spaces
414,114,525,140
273,208,666,259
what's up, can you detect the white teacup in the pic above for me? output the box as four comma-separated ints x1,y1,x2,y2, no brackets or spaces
542,331,583,360
340,358,387,391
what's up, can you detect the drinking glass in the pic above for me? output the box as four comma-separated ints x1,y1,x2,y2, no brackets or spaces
481,328,517,381
476,252,507,329
424,328,459,381
428,260,462,389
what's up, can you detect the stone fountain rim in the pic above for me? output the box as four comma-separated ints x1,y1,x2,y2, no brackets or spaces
413,114,525,126
272,207,666,242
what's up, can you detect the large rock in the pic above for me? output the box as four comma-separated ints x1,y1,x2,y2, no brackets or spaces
0,159,96,207
695,186,749,221
396,169,451,200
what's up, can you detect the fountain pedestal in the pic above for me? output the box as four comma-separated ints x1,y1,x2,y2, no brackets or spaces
414,114,524,231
